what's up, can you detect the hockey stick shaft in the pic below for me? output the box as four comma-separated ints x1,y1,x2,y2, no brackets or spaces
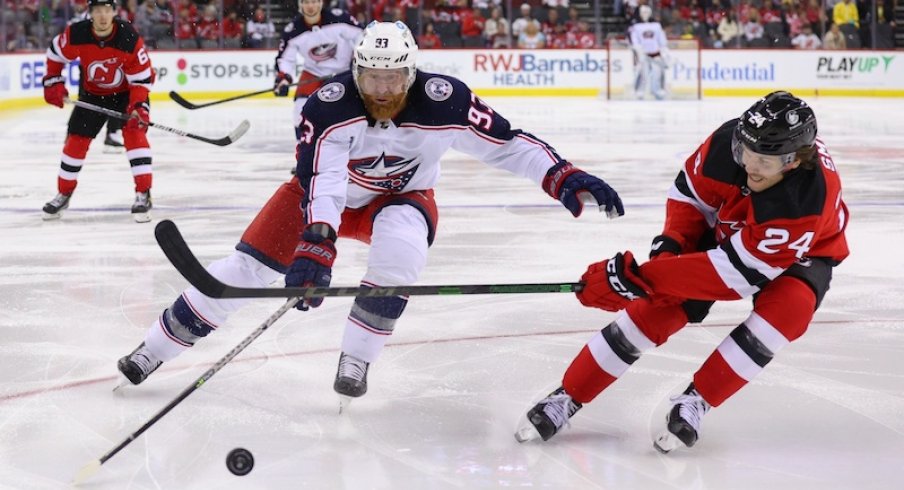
168,74,334,110
72,298,299,485
67,99,249,146
155,219,584,299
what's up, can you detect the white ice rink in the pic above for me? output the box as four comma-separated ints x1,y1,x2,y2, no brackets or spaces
1,95,902,490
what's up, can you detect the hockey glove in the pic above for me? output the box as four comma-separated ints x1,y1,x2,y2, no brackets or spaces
125,101,150,132
577,251,653,312
543,162,625,218
286,222,337,310
273,72,293,97
42,75,68,108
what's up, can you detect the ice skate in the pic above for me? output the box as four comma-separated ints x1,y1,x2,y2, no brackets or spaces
131,190,152,223
654,383,711,454
515,387,583,442
117,342,163,385
103,129,124,153
334,352,369,412
42,193,71,220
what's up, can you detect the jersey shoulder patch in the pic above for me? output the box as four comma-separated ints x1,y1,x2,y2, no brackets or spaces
752,167,827,222
317,82,346,102
110,19,140,53
424,76,454,101
68,20,95,45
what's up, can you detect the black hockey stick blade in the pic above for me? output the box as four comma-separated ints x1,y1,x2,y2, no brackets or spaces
155,220,584,299
168,74,335,110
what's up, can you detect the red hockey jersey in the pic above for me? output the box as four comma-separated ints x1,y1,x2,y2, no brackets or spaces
46,19,153,101
640,120,850,301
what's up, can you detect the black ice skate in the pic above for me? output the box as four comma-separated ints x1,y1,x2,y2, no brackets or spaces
515,386,583,442
42,193,71,220
131,190,152,223
103,129,125,153
653,383,711,453
117,342,163,385
334,352,369,412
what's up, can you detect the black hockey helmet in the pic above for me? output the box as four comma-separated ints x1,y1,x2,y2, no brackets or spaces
88,0,117,10
733,91,817,165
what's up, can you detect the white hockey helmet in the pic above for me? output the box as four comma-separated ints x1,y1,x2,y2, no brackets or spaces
353,21,419,94
639,5,652,22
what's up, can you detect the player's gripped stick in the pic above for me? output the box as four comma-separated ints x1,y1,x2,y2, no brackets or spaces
65,98,250,146
168,73,335,110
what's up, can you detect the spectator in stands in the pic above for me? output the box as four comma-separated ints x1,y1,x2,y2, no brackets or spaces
174,6,198,48
543,0,569,8
418,21,442,48
483,6,510,48
716,12,740,48
460,6,486,47
742,8,765,45
784,4,804,39
196,4,219,47
222,10,244,47
833,0,859,29
517,16,546,48
569,19,595,48
5,24,37,52
244,6,276,48
543,8,567,48
792,22,822,48
564,6,581,33
823,22,847,48
511,3,535,37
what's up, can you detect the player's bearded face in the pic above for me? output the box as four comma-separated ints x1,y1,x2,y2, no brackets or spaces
358,67,410,121
90,5,116,36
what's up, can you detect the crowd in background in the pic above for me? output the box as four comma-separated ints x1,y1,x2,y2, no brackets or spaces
1,0,898,52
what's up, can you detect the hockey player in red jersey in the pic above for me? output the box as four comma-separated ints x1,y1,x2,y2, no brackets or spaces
516,92,850,452
117,22,625,412
42,0,156,222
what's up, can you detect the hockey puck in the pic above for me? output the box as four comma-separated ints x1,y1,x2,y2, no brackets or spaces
226,448,254,476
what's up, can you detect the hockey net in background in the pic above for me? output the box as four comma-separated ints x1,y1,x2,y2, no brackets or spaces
605,37,702,100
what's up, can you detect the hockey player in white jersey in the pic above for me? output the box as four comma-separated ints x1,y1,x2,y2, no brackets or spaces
118,21,625,410
273,0,362,141
630,5,670,100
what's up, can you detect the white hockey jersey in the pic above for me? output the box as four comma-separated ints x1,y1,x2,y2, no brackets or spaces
629,21,668,55
295,71,569,230
274,9,362,78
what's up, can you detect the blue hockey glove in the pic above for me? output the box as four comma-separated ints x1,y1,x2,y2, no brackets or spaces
286,223,337,310
273,72,293,97
543,162,625,218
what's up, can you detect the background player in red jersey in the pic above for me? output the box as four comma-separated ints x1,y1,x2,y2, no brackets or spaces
42,0,156,222
516,92,850,452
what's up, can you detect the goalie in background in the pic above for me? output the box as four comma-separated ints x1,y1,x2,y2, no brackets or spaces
629,5,669,100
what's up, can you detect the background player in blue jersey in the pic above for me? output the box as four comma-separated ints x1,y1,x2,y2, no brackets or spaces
118,21,625,411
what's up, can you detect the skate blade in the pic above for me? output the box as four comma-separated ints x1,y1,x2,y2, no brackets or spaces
42,212,63,221
112,377,132,393
653,431,683,454
102,145,124,154
514,419,541,443
338,395,353,414
132,212,152,223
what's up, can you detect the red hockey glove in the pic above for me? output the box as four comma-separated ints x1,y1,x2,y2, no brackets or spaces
543,162,625,218
577,251,653,312
125,101,150,132
286,223,337,310
42,75,68,108
273,72,293,97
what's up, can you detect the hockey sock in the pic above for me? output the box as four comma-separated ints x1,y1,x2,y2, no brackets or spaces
694,277,815,406
58,134,92,194
563,315,656,404
340,283,408,363
124,131,152,192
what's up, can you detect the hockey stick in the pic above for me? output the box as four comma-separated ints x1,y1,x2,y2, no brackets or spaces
72,297,299,485
155,219,585,299
67,99,250,146
168,74,334,110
